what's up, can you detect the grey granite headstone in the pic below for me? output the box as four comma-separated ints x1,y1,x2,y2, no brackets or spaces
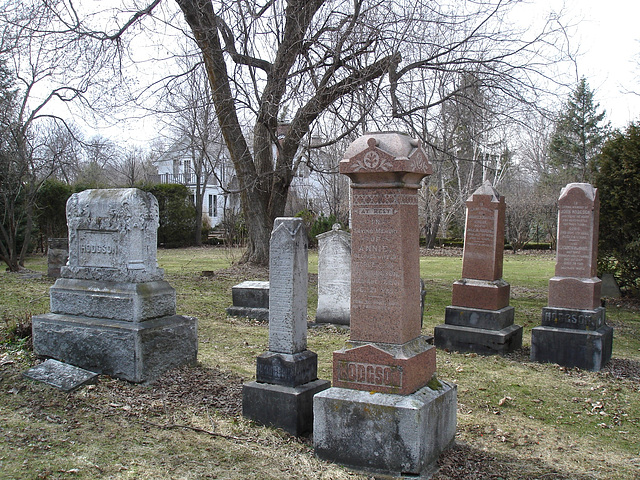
268,218,309,354
32,188,197,383
601,273,621,298
23,359,98,392
242,217,330,435
316,224,351,325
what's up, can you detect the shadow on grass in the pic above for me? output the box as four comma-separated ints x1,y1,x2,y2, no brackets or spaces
434,441,593,480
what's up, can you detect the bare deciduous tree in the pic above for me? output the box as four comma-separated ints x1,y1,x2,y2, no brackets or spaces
7,0,572,265
159,50,227,245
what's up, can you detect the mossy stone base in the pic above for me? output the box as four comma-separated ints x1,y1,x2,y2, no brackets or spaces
313,382,457,478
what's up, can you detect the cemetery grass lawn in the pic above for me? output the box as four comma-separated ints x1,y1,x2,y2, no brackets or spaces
0,247,638,479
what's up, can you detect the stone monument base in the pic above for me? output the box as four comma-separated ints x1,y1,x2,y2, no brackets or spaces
451,279,510,311
332,337,436,395
226,281,269,321
32,313,197,383
256,350,318,387
314,382,457,478
434,306,522,354
531,307,613,371
50,278,176,322
242,379,330,436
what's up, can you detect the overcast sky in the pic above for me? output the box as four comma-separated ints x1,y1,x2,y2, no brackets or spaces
557,0,640,128
75,0,640,144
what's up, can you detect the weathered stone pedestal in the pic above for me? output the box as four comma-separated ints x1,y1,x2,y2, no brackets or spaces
226,280,269,321
32,312,197,382
314,133,456,478
531,183,613,371
531,306,612,371
314,382,457,478
436,306,522,355
435,182,522,354
242,218,329,436
32,189,197,383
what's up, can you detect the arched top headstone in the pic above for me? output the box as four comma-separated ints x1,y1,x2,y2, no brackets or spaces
555,183,599,279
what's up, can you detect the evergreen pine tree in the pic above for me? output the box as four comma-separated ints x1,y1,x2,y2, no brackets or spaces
548,77,609,183
595,122,640,294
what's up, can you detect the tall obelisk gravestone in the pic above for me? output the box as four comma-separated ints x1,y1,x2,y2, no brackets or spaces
242,218,330,436
314,133,456,478
32,188,197,383
531,183,613,371
435,181,522,353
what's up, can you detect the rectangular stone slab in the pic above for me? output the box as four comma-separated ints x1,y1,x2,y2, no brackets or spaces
451,279,510,311
548,276,601,310
23,359,98,392
255,350,318,387
541,306,605,331
314,383,457,477
444,305,515,331
242,379,330,436
530,324,613,371
50,278,176,322
230,281,269,309
332,337,436,395
434,323,523,355
32,313,197,383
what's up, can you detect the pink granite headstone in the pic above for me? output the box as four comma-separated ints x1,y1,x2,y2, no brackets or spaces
548,183,601,309
530,183,612,371
434,181,522,354
451,181,509,311
332,132,436,395
314,134,458,478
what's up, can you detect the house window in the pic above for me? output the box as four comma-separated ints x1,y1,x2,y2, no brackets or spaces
208,194,213,216
213,195,218,217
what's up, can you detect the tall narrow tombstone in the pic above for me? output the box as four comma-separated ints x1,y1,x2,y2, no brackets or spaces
434,181,522,353
32,188,198,383
531,183,613,371
314,133,456,478
242,218,330,436
315,224,351,325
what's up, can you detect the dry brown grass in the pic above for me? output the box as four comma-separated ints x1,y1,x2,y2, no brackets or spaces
1,247,638,479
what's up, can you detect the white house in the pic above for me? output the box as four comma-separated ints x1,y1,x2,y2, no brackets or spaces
152,137,236,228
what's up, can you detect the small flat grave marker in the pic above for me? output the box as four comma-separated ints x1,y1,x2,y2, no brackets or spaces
23,359,98,392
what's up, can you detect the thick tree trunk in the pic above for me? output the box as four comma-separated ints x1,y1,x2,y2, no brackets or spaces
176,0,394,265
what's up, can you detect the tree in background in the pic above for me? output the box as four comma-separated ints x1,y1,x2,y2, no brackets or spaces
160,51,227,246
144,183,197,248
595,122,640,295
2,1,573,264
548,77,609,184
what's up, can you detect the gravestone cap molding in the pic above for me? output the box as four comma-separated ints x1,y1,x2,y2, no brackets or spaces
339,132,432,185
467,180,502,203
559,182,597,202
